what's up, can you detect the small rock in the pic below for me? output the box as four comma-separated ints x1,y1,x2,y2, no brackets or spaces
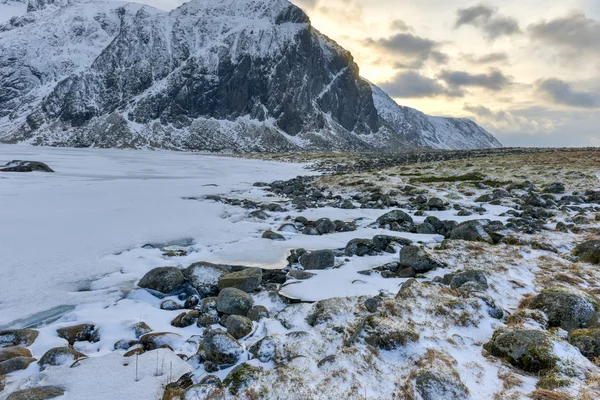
0,357,37,375
448,270,488,290
183,262,229,297
39,347,86,367
160,300,181,311
114,339,139,350
0,160,54,173
247,306,269,322
574,240,600,264
132,322,152,338
529,287,599,332
315,218,336,235
218,268,262,293
427,197,445,210
0,346,32,363
0,329,39,348
484,328,557,373
399,246,444,273
216,288,254,316
56,324,97,345
200,330,243,365
287,270,316,280
139,332,182,351
184,295,200,309
299,250,335,270
223,363,262,395
138,267,186,294
376,209,414,227
171,311,200,328
225,315,253,339
449,220,493,244
543,182,566,194
317,355,336,368
6,387,65,400
262,230,285,241
364,297,382,313
344,238,375,257
568,329,600,360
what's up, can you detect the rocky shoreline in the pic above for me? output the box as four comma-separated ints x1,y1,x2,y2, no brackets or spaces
1,149,600,399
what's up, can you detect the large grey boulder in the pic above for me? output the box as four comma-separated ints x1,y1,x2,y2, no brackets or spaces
529,287,600,332
218,268,262,293
399,246,443,273
344,239,375,257
448,270,488,290
449,220,493,244
217,288,254,316
200,330,243,365
138,267,186,294
299,250,335,270
183,262,229,297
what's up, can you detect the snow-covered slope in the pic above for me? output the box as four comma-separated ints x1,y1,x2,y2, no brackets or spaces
0,0,502,151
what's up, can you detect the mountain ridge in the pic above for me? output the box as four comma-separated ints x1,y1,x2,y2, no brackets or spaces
0,0,502,151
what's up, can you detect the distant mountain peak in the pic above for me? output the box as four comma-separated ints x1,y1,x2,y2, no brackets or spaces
0,0,501,151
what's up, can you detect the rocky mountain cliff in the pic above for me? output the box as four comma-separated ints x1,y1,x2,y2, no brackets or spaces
0,0,502,152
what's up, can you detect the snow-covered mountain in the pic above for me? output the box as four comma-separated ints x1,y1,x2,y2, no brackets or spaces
0,0,502,151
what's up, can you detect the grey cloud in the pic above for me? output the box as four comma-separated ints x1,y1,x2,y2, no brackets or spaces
390,19,412,32
464,52,509,64
537,78,600,108
455,4,521,40
528,12,600,53
439,69,511,91
379,71,463,98
363,33,449,67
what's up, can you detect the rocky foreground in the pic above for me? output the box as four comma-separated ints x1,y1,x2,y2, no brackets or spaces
1,149,600,399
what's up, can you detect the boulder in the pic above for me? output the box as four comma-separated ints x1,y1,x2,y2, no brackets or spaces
427,197,445,210
171,311,200,328
247,306,269,322
574,240,600,264
249,336,276,363
217,288,254,316
223,363,262,395
131,322,152,338
218,268,262,293
344,239,375,257
363,315,419,350
56,324,97,345
6,387,65,400
224,315,253,339
399,246,444,273
138,267,186,294
405,353,469,400
484,328,557,373
448,270,488,290
200,330,243,365
0,330,39,348
0,346,32,363
183,262,229,297
261,231,285,241
0,357,37,375
287,270,316,280
299,250,335,270
315,218,336,235
197,297,221,327
449,220,493,244
568,329,600,360
39,347,86,367
160,300,181,311
376,210,413,227
0,161,54,173
139,332,182,351
529,287,599,332
543,182,566,194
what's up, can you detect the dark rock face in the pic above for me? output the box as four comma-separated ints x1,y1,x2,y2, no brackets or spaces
0,0,500,152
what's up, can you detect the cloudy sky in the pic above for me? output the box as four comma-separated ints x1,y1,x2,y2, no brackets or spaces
151,0,600,147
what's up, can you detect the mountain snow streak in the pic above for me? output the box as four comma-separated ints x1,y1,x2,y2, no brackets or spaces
0,0,502,151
